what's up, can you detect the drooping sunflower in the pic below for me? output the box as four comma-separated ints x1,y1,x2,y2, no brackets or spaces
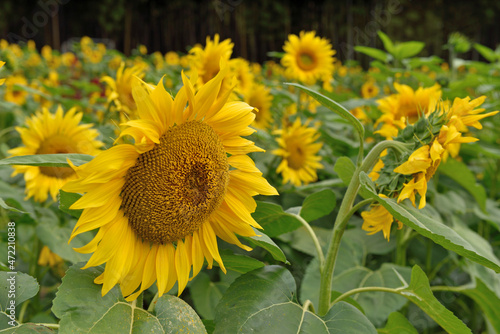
273,118,323,186
62,65,278,301
8,106,103,202
281,31,336,85
101,62,147,119
375,83,442,139
362,95,498,240
245,83,273,130
188,34,234,86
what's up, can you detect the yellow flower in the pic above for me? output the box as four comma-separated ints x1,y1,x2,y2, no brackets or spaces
375,83,442,139
273,118,323,186
230,58,255,95
350,107,369,123
361,197,402,241
8,106,103,202
393,145,432,175
138,45,147,55
361,80,379,98
38,246,64,268
165,51,180,66
0,61,5,85
281,31,336,85
62,64,278,301
4,75,28,105
188,34,233,86
245,83,273,130
101,62,147,118
397,173,427,209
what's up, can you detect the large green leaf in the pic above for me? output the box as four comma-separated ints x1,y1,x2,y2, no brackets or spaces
0,272,39,312
285,83,365,145
242,228,287,263
377,31,395,54
354,46,391,63
251,201,302,237
438,158,487,211
214,265,377,334
0,323,54,333
299,189,336,222
52,264,205,333
331,264,412,327
359,172,500,273
333,157,356,186
218,252,264,274
462,280,500,332
392,41,425,60
0,154,93,167
401,266,471,334
377,312,418,334
0,198,25,214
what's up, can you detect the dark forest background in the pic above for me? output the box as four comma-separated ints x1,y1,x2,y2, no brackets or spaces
1,0,499,64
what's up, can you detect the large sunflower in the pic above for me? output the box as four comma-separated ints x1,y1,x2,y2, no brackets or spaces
8,106,103,202
62,65,278,300
273,118,323,186
281,31,335,85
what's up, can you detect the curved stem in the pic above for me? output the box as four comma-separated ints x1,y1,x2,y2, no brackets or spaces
317,140,412,316
147,292,159,312
331,286,400,305
18,300,30,323
289,213,324,269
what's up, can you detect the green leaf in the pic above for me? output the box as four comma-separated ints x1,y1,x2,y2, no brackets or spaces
285,83,365,145
354,46,391,63
0,323,54,333
0,198,25,214
331,264,412,327
214,266,377,334
189,272,230,320
300,189,336,222
377,31,395,54
473,43,497,63
0,154,93,167
0,272,39,312
242,228,288,263
462,279,500,332
401,265,471,334
218,252,264,274
251,201,302,237
334,157,356,186
359,172,500,273
438,158,487,211
58,190,82,218
377,312,418,334
392,41,425,60
52,264,206,333
36,221,91,264
279,226,331,257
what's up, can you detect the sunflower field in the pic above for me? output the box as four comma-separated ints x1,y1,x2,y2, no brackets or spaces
0,29,500,334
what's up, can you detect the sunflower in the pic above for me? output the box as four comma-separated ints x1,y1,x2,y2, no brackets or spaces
273,118,323,186
8,106,103,202
4,74,28,105
361,80,379,98
230,57,254,96
362,95,498,240
375,83,442,139
62,64,278,301
165,51,180,66
245,83,273,130
188,34,234,86
281,31,336,85
0,61,5,85
101,62,147,119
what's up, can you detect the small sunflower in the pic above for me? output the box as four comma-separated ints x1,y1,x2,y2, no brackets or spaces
375,83,442,139
8,106,103,202
188,34,234,86
281,31,336,85
273,118,323,186
361,80,379,98
62,65,278,301
245,83,273,130
4,74,28,105
101,62,147,119
230,58,254,96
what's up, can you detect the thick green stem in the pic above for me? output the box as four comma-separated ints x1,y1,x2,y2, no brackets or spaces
317,140,412,316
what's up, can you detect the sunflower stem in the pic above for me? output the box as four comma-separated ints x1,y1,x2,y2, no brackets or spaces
317,140,412,316
290,213,324,269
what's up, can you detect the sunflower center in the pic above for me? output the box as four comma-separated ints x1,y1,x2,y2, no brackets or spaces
36,135,77,179
297,52,316,71
121,121,229,244
287,142,306,170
